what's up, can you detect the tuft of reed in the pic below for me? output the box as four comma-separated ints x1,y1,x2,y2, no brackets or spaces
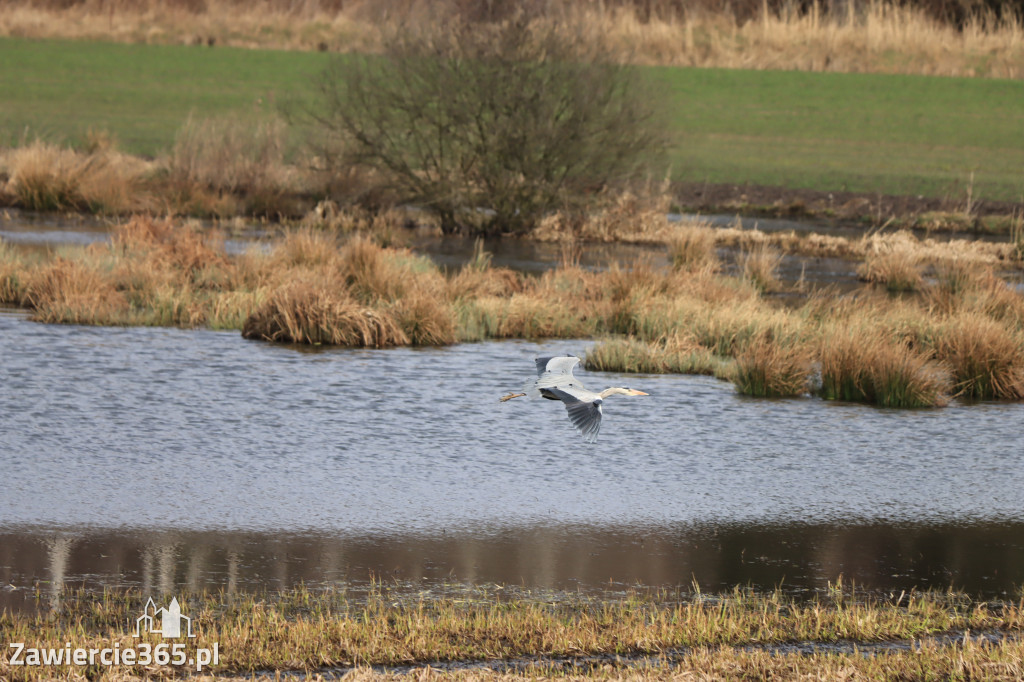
667,222,718,271
1,139,150,214
531,187,678,245
338,236,414,304
391,288,457,346
728,333,812,397
857,248,923,292
585,334,720,375
737,242,783,293
818,325,951,407
447,266,525,300
480,294,603,340
241,283,408,347
1012,213,1024,261
0,238,28,303
22,257,129,325
163,114,297,217
932,312,1024,400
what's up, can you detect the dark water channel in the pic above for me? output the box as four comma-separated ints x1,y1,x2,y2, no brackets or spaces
2,307,1024,612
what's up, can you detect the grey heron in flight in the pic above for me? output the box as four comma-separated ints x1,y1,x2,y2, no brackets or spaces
501,355,648,443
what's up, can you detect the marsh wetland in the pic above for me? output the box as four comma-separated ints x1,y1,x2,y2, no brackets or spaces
2,2,1024,673
3,280,1024,609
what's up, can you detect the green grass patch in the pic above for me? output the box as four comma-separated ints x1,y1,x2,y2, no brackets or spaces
2,37,1024,200
0,37,328,156
653,66,1024,202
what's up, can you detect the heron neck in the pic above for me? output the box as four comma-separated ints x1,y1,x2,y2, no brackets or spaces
599,387,628,398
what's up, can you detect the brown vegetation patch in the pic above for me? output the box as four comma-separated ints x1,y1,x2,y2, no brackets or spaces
2,213,1023,409
729,333,813,397
818,325,952,407
933,312,1024,400
3,0,1022,78
1,140,152,214
23,257,130,325
241,283,408,347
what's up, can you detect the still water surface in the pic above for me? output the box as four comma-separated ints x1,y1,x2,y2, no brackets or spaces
2,307,1023,610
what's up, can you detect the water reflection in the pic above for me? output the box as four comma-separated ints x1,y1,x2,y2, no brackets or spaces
3,522,1023,613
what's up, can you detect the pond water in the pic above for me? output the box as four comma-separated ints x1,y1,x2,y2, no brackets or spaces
2,308,1023,612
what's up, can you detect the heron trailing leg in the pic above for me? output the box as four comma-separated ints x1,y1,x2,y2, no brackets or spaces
499,392,526,402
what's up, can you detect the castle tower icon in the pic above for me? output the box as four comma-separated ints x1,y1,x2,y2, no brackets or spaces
134,597,195,638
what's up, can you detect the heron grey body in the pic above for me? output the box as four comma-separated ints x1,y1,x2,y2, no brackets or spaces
521,355,648,443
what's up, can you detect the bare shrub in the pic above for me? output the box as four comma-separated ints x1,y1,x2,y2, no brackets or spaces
305,13,668,234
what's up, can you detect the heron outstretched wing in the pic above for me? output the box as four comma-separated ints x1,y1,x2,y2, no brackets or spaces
528,355,589,397
546,387,603,443
508,355,644,443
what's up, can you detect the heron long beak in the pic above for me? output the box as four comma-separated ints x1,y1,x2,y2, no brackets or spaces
630,389,649,396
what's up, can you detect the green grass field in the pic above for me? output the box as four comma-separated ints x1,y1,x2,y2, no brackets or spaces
2,36,1022,202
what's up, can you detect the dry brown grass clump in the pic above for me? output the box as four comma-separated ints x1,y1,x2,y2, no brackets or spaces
932,312,1024,400
1,139,152,214
0,238,29,303
163,114,299,217
585,333,720,375
531,186,678,244
448,266,525,300
0,118,320,219
924,265,1024,329
667,222,719,271
391,288,457,346
818,324,952,407
857,241,924,292
728,332,813,397
737,242,784,292
2,0,1022,78
22,257,130,325
240,283,407,346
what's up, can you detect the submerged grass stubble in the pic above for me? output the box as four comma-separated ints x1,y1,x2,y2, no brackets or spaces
2,584,1023,681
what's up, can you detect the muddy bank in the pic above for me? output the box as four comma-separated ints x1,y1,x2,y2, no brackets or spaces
673,181,1023,231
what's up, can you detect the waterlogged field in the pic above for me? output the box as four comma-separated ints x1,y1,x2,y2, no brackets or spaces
2,37,1023,200
3,585,1024,680
2,18,1024,676
2,305,1024,677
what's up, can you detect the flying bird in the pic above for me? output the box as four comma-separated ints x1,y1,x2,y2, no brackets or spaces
501,355,648,443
